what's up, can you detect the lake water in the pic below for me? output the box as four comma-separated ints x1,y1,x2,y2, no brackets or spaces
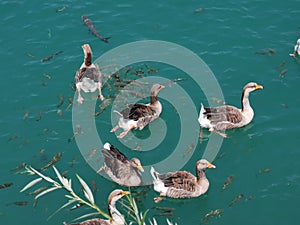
1,1,300,225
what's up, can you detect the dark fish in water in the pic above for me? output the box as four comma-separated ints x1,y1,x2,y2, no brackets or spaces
11,162,26,172
0,183,13,190
201,209,224,224
255,48,276,55
29,187,47,195
82,15,110,43
40,152,62,171
222,175,234,190
57,94,64,108
229,194,244,206
154,206,175,214
279,69,288,78
23,111,30,120
68,125,81,143
7,201,29,206
145,64,158,73
41,50,63,62
7,135,19,142
36,110,43,121
123,66,133,74
56,6,66,12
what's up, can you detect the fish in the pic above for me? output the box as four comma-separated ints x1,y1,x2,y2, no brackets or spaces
201,209,224,224
222,175,234,190
22,111,30,120
0,183,13,190
229,194,244,206
91,180,97,193
10,162,26,172
57,109,63,117
41,50,63,62
57,94,64,108
7,201,29,206
183,143,195,157
82,15,110,43
259,168,272,174
123,66,133,74
28,187,47,195
56,6,66,12
194,8,205,13
68,125,81,143
26,53,35,58
154,206,176,213
145,64,158,73
7,135,19,142
255,48,276,55
40,152,62,171
279,69,288,78
36,110,43,121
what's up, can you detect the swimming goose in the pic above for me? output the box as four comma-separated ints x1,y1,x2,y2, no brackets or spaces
289,39,300,58
150,159,215,201
98,142,144,187
198,82,263,137
111,84,165,138
75,44,104,104
63,189,129,225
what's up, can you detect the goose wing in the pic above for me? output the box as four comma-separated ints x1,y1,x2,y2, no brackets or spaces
204,105,243,127
75,67,101,83
158,171,197,192
120,103,156,120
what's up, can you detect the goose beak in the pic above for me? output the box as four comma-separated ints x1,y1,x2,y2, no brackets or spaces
121,191,130,196
137,164,144,172
255,84,263,90
207,163,216,169
160,85,165,90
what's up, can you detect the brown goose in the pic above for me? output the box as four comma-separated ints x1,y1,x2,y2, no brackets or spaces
63,189,129,225
150,159,215,200
198,82,263,137
98,142,144,187
111,84,165,138
75,44,104,104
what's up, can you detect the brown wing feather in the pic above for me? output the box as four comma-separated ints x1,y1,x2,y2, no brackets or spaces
158,171,197,192
75,67,101,83
120,104,155,120
204,105,243,125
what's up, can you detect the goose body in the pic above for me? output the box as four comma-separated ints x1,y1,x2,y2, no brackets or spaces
151,159,215,199
198,82,263,137
289,39,300,58
63,189,129,225
98,143,144,187
111,84,164,138
75,44,104,104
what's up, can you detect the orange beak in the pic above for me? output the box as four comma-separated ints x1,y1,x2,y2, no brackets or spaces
207,163,216,169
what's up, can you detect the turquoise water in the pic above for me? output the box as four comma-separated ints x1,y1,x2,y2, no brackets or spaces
1,1,300,225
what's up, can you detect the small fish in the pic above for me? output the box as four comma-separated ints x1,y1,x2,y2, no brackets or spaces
154,206,175,213
123,66,133,74
155,212,173,217
57,109,63,117
43,74,51,79
56,6,66,12
57,94,64,108
268,48,276,54
194,8,205,13
41,50,63,62
40,152,62,171
7,135,19,142
278,60,286,67
201,209,224,224
22,111,30,120
183,143,195,157
145,64,158,73
222,175,234,190
229,194,244,206
68,125,81,143
255,48,276,55
259,168,272,174
26,53,35,58
281,103,288,108
28,187,47,195
82,15,110,43
36,110,43,121
10,162,26,172
91,180,97,193
7,201,29,206
0,183,13,190
279,69,288,78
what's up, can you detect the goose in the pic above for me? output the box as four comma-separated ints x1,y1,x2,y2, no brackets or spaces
150,159,215,201
63,189,129,225
111,84,164,138
98,142,144,187
198,82,263,137
289,38,300,58
75,44,104,104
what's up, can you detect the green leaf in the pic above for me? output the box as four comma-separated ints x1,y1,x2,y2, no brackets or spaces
76,174,94,204
35,186,60,200
140,209,149,225
20,177,42,192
